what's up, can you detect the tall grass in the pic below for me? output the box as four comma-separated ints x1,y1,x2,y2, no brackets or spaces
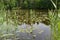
48,9,60,40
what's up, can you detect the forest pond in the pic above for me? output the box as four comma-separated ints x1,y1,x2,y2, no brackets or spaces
0,22,51,40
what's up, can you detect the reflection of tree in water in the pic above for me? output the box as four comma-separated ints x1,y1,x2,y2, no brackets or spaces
8,9,50,25
16,23,50,40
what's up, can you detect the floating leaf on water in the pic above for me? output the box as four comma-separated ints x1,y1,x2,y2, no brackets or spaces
20,29,25,33
32,35,36,37
1,34,14,38
39,30,44,34
25,29,30,33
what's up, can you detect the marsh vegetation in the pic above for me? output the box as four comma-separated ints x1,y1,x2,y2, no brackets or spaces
0,0,60,40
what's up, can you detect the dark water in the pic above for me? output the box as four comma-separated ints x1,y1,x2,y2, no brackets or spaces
16,23,51,40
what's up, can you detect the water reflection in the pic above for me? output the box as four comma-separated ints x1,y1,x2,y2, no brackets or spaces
16,23,51,40
0,22,51,40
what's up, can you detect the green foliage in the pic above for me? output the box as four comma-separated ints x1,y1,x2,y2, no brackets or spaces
0,0,60,10
0,0,60,40
48,9,60,40
0,1,5,9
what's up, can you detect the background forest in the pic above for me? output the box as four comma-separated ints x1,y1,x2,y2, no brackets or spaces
0,0,60,9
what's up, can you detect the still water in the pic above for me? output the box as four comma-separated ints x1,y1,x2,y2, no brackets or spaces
0,22,51,40
16,23,51,40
